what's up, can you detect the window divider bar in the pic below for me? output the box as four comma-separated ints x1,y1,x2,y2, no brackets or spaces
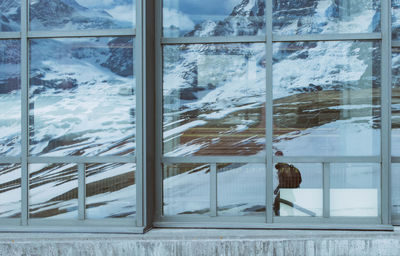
273,156,381,163
0,32,21,39
210,163,217,217
273,33,381,42
381,0,392,225
392,41,400,47
28,29,136,39
265,0,273,224
28,156,136,164
162,156,265,164
161,36,266,45
155,0,164,220
135,0,144,228
0,158,22,163
20,0,29,227
323,162,330,218
78,163,86,220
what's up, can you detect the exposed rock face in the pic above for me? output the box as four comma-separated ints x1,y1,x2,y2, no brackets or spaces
0,0,20,31
273,0,318,30
101,37,134,77
186,0,265,37
29,0,115,30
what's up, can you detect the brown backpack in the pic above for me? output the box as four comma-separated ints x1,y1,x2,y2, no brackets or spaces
275,163,302,189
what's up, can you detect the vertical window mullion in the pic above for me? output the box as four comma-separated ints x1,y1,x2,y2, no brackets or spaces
20,0,29,226
323,163,330,218
381,0,392,225
155,0,164,220
78,163,86,220
265,0,273,224
210,163,217,217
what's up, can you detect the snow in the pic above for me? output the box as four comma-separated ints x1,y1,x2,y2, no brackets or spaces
0,0,387,219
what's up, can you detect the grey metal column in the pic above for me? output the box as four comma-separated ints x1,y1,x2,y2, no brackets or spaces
78,164,86,220
381,0,392,225
323,163,330,218
265,0,274,223
20,0,29,226
155,0,164,220
135,0,144,228
210,163,217,217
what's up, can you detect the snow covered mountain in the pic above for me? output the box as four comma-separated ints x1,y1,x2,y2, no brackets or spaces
0,0,20,31
0,0,387,218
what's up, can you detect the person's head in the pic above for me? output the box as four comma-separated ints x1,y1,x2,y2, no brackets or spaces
275,162,289,170
275,150,283,156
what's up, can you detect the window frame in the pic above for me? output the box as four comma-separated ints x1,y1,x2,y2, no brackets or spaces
0,0,145,233
154,0,393,230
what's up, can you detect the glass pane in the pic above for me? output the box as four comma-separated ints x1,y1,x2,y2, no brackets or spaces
30,164,78,219
29,0,135,31
330,163,379,217
0,40,21,156
393,164,400,217
273,0,380,35
29,37,135,157
217,163,265,216
86,163,136,219
163,163,210,215
273,41,381,157
273,163,322,217
393,50,400,155
0,164,21,218
0,0,20,31
163,43,266,157
393,0,400,40
163,0,265,37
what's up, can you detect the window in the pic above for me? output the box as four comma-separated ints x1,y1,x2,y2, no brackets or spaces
156,0,391,229
0,0,397,232
0,0,141,232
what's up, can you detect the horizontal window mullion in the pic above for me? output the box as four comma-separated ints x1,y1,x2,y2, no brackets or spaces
0,32,21,39
162,156,381,164
28,156,136,164
161,36,266,45
162,156,266,164
273,33,382,42
392,41,400,47
28,29,136,39
274,156,381,163
0,157,22,164
391,157,400,163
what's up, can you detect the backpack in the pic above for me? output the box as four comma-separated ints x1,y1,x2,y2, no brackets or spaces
275,163,302,189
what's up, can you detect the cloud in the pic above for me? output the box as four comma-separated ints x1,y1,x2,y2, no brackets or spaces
75,0,113,8
167,0,241,15
163,8,195,31
107,5,135,24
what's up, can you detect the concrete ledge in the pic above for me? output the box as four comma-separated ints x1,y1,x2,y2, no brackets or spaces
2,228,400,255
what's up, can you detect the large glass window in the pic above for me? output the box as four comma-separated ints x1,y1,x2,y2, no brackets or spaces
0,0,138,231
273,0,380,35
273,41,381,157
29,0,136,31
163,0,265,37
29,37,135,157
159,0,386,228
0,40,21,156
163,43,266,157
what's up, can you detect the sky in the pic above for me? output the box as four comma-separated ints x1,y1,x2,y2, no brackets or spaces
164,0,240,16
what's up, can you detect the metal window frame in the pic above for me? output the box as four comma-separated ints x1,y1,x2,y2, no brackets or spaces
0,0,144,233
154,0,394,230
0,0,399,231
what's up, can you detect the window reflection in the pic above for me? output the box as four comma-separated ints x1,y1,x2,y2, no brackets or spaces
273,41,381,157
163,43,266,157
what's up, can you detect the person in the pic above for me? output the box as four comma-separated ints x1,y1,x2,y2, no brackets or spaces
273,151,302,216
